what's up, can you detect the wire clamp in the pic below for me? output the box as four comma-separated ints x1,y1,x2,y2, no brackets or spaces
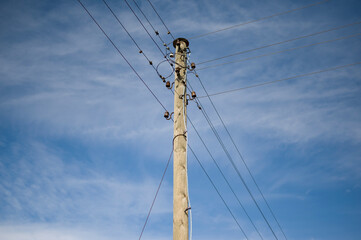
173,132,187,145
184,207,191,214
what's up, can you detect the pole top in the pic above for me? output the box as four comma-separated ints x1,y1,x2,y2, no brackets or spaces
173,38,189,48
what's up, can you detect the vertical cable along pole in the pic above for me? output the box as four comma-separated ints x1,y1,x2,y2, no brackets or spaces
173,38,189,240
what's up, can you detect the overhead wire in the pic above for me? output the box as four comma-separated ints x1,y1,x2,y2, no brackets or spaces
197,20,361,65
186,113,264,240
196,61,361,98
76,2,174,238
187,144,249,240
145,0,175,40
76,0,167,111
196,32,361,71
77,2,250,237
188,0,331,40
102,0,159,72
186,80,279,240
138,149,173,240
123,0,167,57
188,71,287,239
131,0,170,46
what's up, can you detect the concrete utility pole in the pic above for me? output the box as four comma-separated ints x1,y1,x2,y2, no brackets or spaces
173,38,189,240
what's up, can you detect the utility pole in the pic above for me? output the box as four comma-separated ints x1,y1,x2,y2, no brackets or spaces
173,38,189,240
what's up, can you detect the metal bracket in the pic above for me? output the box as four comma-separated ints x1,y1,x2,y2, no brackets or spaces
164,111,174,120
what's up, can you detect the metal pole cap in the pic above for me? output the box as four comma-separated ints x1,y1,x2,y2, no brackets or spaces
173,38,189,48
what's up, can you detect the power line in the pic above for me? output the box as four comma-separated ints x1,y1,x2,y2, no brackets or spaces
102,0,174,83
123,0,167,57
145,0,175,40
138,149,173,240
196,32,361,71
187,144,249,240
188,0,331,40
131,0,169,46
187,81,279,240
102,0,157,69
197,20,361,65
187,113,264,240
197,61,361,98
76,0,167,111
189,72,288,239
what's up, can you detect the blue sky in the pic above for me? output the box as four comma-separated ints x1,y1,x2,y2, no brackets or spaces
0,0,361,239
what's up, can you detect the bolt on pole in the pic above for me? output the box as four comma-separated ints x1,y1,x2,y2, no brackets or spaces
173,38,189,240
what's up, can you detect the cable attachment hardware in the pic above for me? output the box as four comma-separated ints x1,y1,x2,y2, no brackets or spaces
155,31,159,35
139,50,143,54
166,81,174,89
184,207,191,214
159,75,166,82
173,132,187,146
196,101,202,110
149,61,153,65
175,67,182,78
164,111,174,120
169,53,174,58
190,62,196,70
175,67,181,74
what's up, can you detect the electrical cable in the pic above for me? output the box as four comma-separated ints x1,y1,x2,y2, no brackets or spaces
196,32,361,71
145,0,175,40
187,144,249,240
102,0,160,72
131,0,170,46
187,113,264,240
188,0,331,40
197,20,361,65
188,50,281,238
197,61,361,98
188,69,286,238
187,81,278,239
123,0,167,57
102,0,175,84
187,48,280,238
182,61,192,240
186,57,264,240
138,149,173,240
76,0,167,111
